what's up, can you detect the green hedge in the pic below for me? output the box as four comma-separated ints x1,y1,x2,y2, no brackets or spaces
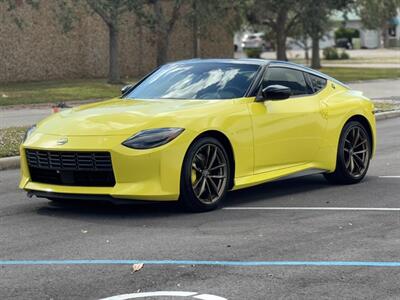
323,47,350,60
244,48,262,58
335,27,360,40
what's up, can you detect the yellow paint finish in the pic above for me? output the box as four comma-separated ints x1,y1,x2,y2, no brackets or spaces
20,85,376,201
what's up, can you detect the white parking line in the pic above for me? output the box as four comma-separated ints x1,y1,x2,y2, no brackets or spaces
379,176,400,178
99,291,227,300
223,207,400,211
99,292,196,299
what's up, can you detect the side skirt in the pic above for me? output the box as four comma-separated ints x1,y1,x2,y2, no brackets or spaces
232,163,327,190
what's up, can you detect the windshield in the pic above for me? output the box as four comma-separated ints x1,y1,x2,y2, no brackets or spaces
124,62,260,100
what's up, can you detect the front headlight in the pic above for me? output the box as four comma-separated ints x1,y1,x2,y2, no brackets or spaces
122,128,184,149
22,125,36,143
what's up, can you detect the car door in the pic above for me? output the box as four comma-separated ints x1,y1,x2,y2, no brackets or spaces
248,66,327,174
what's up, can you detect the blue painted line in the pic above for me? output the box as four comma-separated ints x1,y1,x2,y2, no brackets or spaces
1,260,400,267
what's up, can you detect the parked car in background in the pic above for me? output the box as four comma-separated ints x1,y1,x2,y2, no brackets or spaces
242,32,271,51
336,38,353,49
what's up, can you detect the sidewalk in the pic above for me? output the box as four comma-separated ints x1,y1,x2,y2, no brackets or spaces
0,99,98,129
1,79,400,129
323,63,400,69
348,79,400,100
259,48,400,61
234,48,400,68
0,107,50,128
234,54,400,69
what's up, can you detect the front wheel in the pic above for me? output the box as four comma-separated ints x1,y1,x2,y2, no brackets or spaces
180,137,230,212
324,121,371,184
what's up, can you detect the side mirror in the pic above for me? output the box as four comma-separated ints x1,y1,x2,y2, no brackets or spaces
259,85,291,101
121,85,133,95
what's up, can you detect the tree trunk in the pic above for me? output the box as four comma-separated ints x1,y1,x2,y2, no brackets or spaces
382,24,389,48
136,21,144,76
275,10,288,61
276,33,287,61
156,31,169,66
311,35,321,69
191,1,201,58
305,48,309,64
192,16,201,57
153,0,169,66
108,25,121,84
195,34,201,58
303,37,310,65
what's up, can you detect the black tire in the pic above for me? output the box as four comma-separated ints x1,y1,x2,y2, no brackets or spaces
180,137,230,212
324,121,371,184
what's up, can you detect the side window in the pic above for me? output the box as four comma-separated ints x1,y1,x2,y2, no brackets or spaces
263,67,309,96
307,74,327,93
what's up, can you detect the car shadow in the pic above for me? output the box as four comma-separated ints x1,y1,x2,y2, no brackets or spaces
36,198,183,219
35,174,342,221
226,174,333,206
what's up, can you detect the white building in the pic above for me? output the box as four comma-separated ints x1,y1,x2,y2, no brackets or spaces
331,11,400,49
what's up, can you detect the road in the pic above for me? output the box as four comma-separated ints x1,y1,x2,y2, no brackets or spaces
1,117,400,299
1,80,400,129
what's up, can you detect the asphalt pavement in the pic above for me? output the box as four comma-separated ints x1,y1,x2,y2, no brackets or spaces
1,117,400,299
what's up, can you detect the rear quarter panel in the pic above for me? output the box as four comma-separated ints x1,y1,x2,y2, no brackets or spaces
315,81,376,171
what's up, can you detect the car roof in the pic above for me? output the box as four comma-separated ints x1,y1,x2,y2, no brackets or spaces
171,59,347,88
174,58,271,66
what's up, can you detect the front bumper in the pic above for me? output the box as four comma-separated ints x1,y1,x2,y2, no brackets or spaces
19,131,195,201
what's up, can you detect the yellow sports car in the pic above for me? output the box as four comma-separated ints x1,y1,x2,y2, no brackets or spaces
20,59,376,211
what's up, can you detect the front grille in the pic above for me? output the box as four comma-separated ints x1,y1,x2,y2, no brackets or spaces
26,149,115,187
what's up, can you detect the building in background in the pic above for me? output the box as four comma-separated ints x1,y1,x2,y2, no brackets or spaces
0,1,233,83
331,11,400,49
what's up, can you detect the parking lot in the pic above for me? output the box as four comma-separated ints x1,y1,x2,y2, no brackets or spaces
1,117,400,299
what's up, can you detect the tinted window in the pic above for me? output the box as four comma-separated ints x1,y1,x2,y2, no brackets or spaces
263,67,308,96
125,63,260,100
308,74,327,93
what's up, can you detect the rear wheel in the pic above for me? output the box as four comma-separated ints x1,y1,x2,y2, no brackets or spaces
180,137,230,212
324,121,371,184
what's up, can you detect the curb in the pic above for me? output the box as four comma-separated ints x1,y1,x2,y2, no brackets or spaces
0,98,102,111
1,110,400,171
0,156,20,171
375,110,400,121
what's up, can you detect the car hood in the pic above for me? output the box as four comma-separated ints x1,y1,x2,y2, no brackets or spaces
36,98,228,136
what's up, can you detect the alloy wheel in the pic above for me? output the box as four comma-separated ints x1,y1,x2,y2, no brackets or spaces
191,144,228,204
343,126,370,178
